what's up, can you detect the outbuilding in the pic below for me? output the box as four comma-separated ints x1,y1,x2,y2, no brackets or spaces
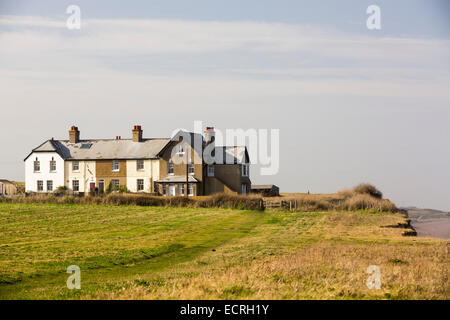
250,184,279,197
0,180,18,195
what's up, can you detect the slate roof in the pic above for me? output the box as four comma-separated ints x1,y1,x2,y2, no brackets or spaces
251,185,278,190
25,130,250,163
25,138,170,161
214,146,248,164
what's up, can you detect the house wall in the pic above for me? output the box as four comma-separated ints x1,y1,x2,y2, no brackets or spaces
65,160,96,192
203,177,237,195
126,159,159,192
211,163,251,195
25,152,65,192
95,159,127,190
159,141,203,195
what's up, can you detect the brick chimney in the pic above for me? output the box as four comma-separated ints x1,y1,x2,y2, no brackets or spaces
204,126,216,162
69,126,80,143
132,125,143,142
205,126,215,144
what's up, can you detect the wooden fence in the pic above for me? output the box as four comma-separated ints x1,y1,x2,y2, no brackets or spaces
263,200,298,211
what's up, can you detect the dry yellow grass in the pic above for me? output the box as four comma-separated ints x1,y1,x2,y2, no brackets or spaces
94,242,448,300
83,210,449,300
275,185,397,212
279,193,341,200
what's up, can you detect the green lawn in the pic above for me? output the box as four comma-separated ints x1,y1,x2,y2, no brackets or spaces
0,203,448,299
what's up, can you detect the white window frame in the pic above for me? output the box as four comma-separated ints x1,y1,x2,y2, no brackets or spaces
49,159,56,172
162,184,166,196
34,159,40,172
112,160,119,172
188,183,194,196
137,179,144,191
241,184,247,195
207,165,214,177
168,162,174,175
72,180,79,192
111,179,120,188
168,183,176,196
72,161,80,172
242,164,249,177
47,180,53,192
136,160,144,171
37,180,43,191
188,163,194,175
178,183,184,195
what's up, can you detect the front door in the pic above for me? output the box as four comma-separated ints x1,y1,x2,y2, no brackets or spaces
241,184,247,195
168,184,176,196
98,180,105,193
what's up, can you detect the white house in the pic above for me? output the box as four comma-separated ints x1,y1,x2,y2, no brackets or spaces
24,145,65,193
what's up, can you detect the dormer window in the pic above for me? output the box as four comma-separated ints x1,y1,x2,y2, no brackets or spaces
33,158,40,172
176,144,185,154
168,162,174,175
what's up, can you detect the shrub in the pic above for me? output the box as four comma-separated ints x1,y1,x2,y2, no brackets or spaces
353,183,383,199
200,193,263,210
337,188,355,199
3,193,263,210
2,190,397,212
340,194,397,212
54,185,69,196
294,198,332,211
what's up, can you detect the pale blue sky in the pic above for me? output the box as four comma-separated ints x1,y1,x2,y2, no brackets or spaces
1,0,449,37
0,1,449,210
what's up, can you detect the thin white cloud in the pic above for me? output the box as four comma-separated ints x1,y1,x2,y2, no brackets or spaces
1,15,449,58
0,15,449,99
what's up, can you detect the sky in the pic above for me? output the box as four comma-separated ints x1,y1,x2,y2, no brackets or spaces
0,0,449,210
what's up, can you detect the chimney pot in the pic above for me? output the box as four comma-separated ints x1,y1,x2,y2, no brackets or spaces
69,126,80,143
204,126,215,144
132,124,143,142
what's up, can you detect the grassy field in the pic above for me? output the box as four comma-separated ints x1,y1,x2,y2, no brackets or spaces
0,202,448,299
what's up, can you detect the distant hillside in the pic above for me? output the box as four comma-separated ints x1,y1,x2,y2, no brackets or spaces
404,208,450,220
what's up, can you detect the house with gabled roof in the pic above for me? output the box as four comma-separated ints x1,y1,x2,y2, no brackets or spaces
24,125,251,196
